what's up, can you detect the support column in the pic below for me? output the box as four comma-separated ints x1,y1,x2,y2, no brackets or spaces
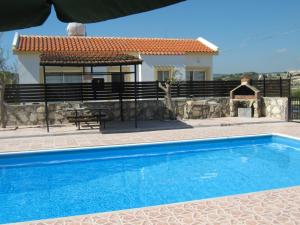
43,66,49,132
120,65,124,121
134,65,137,128
81,66,84,102
138,54,142,82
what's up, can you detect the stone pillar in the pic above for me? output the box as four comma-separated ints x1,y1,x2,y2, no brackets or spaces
229,99,235,117
253,99,262,118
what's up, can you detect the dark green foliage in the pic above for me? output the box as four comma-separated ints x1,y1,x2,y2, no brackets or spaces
0,71,18,85
214,72,260,81
214,72,286,81
292,88,300,97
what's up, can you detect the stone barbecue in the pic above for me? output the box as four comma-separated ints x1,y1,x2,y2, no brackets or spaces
230,76,261,117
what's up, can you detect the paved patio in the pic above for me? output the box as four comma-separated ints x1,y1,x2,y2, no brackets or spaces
0,117,286,153
1,118,300,225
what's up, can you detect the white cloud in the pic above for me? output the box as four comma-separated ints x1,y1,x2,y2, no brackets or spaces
276,48,287,53
239,27,300,49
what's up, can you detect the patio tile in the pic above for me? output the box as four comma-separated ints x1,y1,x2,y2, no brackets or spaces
143,207,173,220
147,216,179,225
91,213,121,225
118,210,146,222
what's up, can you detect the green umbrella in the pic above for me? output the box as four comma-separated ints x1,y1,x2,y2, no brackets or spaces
0,0,185,31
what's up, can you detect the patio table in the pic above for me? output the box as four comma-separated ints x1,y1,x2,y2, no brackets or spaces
65,107,87,128
85,106,111,130
65,106,109,131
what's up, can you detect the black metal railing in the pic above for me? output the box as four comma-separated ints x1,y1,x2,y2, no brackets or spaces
289,97,300,121
4,79,291,104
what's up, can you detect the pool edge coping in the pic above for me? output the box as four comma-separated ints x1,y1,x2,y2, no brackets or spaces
7,184,300,225
0,132,294,156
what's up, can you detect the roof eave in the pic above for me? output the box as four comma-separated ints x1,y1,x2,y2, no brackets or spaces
11,32,20,54
40,61,142,67
197,37,219,53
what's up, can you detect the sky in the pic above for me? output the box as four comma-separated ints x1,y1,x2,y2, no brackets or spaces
1,0,300,74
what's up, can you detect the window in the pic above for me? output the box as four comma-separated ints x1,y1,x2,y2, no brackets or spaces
45,73,82,83
186,70,206,81
64,75,82,83
157,70,171,81
46,74,63,83
108,66,131,82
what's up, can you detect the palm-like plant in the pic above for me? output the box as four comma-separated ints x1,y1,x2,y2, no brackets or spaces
0,71,17,128
158,70,182,120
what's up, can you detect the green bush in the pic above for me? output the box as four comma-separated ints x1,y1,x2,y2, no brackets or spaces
292,88,300,97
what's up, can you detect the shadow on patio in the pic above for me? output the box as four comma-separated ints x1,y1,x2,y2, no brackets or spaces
97,120,193,133
0,119,193,139
0,117,286,140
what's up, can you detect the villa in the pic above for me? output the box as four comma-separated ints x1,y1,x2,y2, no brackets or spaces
2,0,300,224
12,28,218,84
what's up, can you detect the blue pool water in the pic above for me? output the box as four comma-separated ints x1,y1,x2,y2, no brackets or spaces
1,134,300,223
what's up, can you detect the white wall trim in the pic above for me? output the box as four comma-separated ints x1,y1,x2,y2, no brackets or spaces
138,53,142,81
12,32,19,50
197,37,219,52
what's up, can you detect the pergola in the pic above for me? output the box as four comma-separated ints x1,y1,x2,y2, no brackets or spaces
40,51,143,132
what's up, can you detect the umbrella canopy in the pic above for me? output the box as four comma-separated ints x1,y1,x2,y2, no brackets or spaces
0,0,184,31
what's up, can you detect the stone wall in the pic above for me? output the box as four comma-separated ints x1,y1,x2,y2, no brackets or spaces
4,101,165,126
5,103,68,126
261,97,289,121
84,97,230,121
181,97,230,119
1,97,289,126
2,97,229,126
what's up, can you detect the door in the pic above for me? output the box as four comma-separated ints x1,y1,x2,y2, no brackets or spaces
111,73,124,93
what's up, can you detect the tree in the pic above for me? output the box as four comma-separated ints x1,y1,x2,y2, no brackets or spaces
158,70,182,120
0,33,17,128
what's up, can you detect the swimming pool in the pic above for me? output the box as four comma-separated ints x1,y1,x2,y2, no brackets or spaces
1,134,300,223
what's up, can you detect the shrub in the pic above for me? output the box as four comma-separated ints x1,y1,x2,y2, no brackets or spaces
292,88,300,97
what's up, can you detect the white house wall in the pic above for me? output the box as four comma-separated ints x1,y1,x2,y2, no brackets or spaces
45,66,83,73
140,54,213,81
16,53,41,84
15,53,214,84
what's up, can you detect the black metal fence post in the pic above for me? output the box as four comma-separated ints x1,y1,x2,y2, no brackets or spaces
263,76,266,97
189,81,192,98
288,97,292,121
134,65,137,128
43,66,49,133
80,82,84,102
120,91,123,121
81,66,84,102
280,77,283,97
120,66,124,121
289,78,291,97
156,80,159,101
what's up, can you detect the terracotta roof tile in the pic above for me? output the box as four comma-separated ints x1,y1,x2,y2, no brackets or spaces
15,35,218,55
